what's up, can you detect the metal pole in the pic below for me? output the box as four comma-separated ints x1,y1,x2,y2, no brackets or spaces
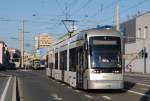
116,4,120,31
21,20,25,68
144,47,146,73
116,3,125,73
143,26,148,73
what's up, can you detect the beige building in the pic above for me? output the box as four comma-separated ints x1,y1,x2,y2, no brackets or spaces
24,52,32,68
121,11,150,73
35,33,54,49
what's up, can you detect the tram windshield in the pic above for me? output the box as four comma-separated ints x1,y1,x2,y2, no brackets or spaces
89,36,122,69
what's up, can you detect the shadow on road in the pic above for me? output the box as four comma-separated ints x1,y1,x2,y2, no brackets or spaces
140,89,150,101
86,89,126,94
124,81,136,91
82,81,136,94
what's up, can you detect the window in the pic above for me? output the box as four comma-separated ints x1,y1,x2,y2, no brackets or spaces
144,26,148,39
69,48,77,72
55,53,58,69
137,28,141,38
60,51,67,70
78,47,83,68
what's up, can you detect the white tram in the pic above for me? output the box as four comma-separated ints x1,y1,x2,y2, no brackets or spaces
46,27,124,89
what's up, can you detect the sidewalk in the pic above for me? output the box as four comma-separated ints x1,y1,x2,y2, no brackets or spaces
124,72,150,78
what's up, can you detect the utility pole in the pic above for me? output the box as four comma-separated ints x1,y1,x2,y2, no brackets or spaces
116,3,125,72
21,20,25,68
143,26,148,73
116,3,120,31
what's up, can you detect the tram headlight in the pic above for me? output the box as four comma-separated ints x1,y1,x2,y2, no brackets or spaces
113,70,120,73
91,70,102,73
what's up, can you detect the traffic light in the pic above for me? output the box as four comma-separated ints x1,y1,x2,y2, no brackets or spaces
138,49,148,58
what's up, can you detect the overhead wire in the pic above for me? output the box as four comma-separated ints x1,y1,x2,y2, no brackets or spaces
71,0,93,15
91,0,121,18
86,0,148,25
55,0,66,17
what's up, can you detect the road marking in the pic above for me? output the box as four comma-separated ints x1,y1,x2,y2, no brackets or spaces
51,94,63,101
143,80,150,82
84,94,93,99
136,83,150,87
0,76,12,101
102,96,112,100
127,77,135,80
143,88,149,91
128,90,150,97
18,69,32,72
56,81,60,84
18,77,24,101
61,84,65,86
67,86,71,89
0,73,11,77
74,90,81,93
12,76,16,101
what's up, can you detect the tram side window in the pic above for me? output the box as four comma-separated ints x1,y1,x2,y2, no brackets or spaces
64,51,67,70
49,54,52,68
60,52,63,70
60,51,67,70
55,53,58,69
69,48,77,72
78,47,83,68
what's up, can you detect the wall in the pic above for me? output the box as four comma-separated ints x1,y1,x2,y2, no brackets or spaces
124,12,150,73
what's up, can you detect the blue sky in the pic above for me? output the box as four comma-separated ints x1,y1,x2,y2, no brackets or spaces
0,0,150,52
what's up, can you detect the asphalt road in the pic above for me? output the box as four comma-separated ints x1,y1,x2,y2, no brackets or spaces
0,73,16,101
124,74,150,85
1,70,150,101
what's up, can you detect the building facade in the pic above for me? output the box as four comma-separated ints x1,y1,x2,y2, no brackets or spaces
121,11,150,73
0,41,10,69
24,52,32,68
8,48,20,68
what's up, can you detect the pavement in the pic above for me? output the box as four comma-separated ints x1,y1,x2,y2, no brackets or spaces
0,71,17,101
0,70,150,101
124,72,150,78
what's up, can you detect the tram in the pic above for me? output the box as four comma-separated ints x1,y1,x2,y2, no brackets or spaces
47,26,124,89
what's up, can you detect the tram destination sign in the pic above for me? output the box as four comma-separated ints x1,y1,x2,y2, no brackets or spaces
93,40,117,45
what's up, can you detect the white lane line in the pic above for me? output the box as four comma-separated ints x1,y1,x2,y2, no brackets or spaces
84,94,93,99
0,76,12,101
0,73,11,77
136,83,150,87
51,79,55,82
67,86,71,89
127,78,135,80
143,88,149,91
143,80,150,82
51,94,63,101
128,90,150,97
12,76,16,101
74,90,81,93
102,96,112,100
18,77,24,101
61,84,65,86
56,81,60,84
